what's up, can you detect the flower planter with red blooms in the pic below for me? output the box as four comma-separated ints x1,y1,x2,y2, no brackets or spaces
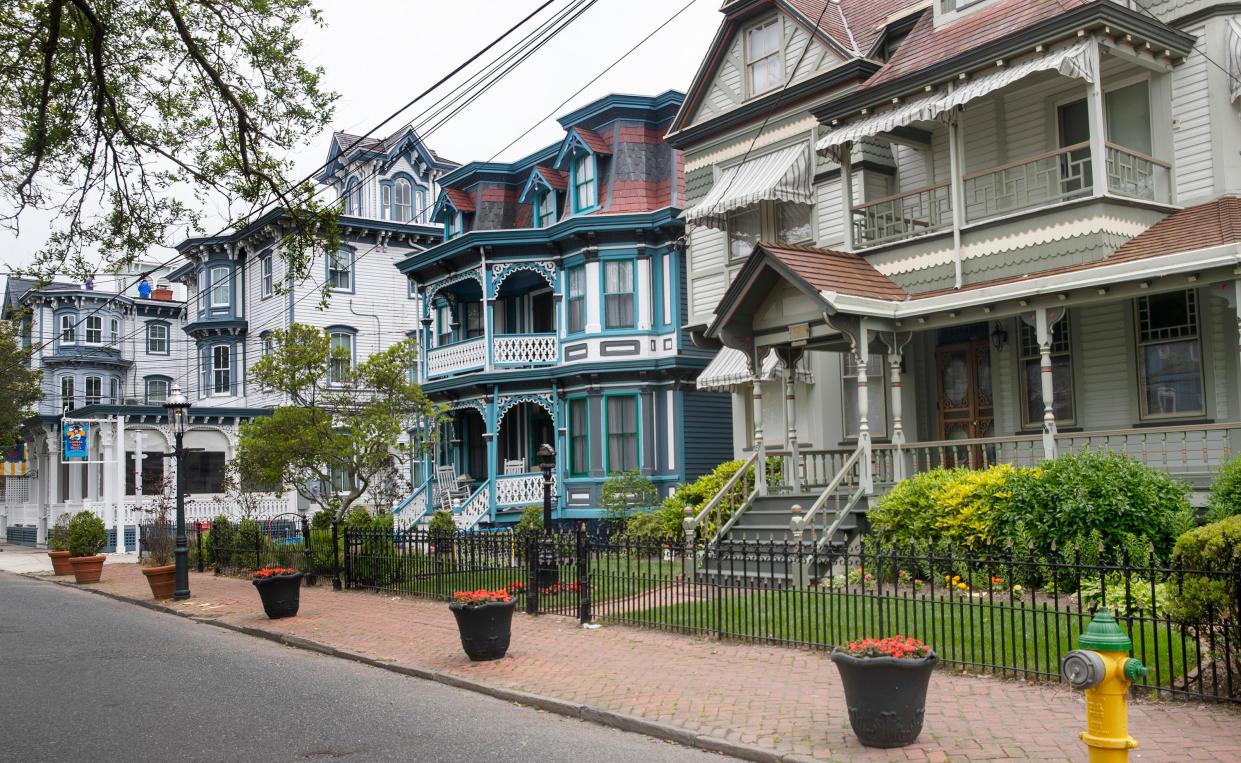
830,636,937,748
251,567,303,619
449,589,515,661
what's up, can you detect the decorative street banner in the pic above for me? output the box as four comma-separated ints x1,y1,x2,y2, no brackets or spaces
1,441,27,476
63,422,90,461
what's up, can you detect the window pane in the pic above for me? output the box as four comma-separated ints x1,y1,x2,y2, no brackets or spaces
606,396,638,472
728,207,761,261
1138,291,1198,342
747,20,779,61
1024,356,1075,425
146,379,168,404
1106,81,1152,155
213,345,230,394
210,267,230,307
841,353,888,438
777,203,812,243
1141,339,1203,416
570,399,588,475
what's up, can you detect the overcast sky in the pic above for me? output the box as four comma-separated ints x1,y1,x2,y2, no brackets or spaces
0,0,722,284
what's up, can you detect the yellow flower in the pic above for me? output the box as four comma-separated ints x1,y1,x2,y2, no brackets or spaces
952,575,960,583
1013,585,1023,593
957,582,969,591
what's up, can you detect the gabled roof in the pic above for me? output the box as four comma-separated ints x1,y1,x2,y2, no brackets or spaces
3,277,38,315
553,127,612,169
316,126,458,183
432,187,476,222
518,166,569,204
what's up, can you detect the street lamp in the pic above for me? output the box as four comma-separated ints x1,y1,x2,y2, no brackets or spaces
537,443,555,532
163,383,191,600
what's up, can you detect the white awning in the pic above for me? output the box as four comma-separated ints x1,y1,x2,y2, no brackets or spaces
683,143,812,230
1229,19,1241,103
816,40,1096,158
696,347,814,391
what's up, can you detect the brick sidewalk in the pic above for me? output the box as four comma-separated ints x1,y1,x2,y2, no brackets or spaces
44,565,1241,762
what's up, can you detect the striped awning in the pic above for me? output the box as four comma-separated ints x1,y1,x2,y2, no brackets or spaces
683,143,812,230
817,41,1095,159
696,347,815,391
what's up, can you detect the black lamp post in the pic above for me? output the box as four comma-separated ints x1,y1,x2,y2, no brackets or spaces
163,383,191,600
537,443,555,532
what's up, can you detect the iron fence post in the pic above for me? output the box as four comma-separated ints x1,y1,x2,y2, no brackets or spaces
301,514,315,586
526,533,539,615
332,519,342,590
255,528,263,572
195,521,204,573
343,526,353,590
577,524,591,624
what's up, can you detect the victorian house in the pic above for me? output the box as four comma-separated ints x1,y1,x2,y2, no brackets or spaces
671,0,1241,544
1,127,453,547
396,91,732,529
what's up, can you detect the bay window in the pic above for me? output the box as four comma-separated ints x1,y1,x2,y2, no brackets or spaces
1136,290,1204,419
85,375,103,406
567,266,586,334
84,316,102,345
60,314,76,344
394,178,413,222
61,376,75,411
569,398,589,477
209,266,230,308
603,260,635,329
605,395,639,473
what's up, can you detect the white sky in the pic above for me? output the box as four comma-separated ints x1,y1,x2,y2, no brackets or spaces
0,0,722,285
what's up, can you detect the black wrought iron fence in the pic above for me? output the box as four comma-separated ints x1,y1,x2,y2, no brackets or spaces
192,518,317,579
343,527,526,600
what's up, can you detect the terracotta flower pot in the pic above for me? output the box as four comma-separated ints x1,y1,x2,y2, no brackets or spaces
252,572,303,618
830,650,937,748
48,550,73,576
142,564,177,599
449,598,515,661
68,554,107,584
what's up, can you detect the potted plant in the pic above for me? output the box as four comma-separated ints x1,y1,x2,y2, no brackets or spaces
66,511,108,583
47,514,73,575
136,480,176,598
252,567,303,618
449,588,515,661
830,636,937,748
427,509,456,557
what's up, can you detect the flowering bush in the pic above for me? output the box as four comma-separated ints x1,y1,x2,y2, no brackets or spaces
839,636,931,660
252,567,298,578
541,581,581,595
453,588,512,606
505,580,527,593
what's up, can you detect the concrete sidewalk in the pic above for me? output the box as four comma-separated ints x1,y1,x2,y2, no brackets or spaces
0,541,137,574
29,563,1241,762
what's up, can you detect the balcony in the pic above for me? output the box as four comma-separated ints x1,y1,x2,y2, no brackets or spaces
493,333,557,367
426,336,486,379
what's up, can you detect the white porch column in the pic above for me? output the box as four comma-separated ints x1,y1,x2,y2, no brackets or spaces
636,254,653,331
784,363,801,493
98,422,116,550
855,329,874,495
752,377,767,496
114,416,126,552
889,353,906,483
1036,308,1060,460
584,259,602,334
946,103,966,289
839,142,855,251
42,432,60,545
1086,36,1109,196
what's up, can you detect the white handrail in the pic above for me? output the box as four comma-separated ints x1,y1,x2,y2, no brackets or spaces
690,451,757,527
795,444,863,531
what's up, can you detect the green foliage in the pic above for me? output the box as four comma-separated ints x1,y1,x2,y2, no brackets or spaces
0,320,41,452
1207,456,1241,522
1077,574,1170,617
427,509,457,535
1,1,340,284
1168,515,1241,625
664,458,780,539
515,505,543,535
48,514,71,552
599,470,659,522
868,469,960,549
623,507,684,544
66,511,107,558
310,509,334,531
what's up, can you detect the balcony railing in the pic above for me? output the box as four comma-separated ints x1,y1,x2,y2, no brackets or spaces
1106,142,1172,203
852,182,952,249
495,472,554,508
963,141,1093,223
493,333,557,367
426,336,486,379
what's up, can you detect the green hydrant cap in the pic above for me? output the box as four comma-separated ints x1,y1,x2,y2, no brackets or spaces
1077,610,1133,651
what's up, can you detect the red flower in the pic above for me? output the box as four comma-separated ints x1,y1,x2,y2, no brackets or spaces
840,635,930,660
452,588,512,605
252,566,297,579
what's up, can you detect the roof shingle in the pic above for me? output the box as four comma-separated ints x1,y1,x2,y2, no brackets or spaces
760,241,908,300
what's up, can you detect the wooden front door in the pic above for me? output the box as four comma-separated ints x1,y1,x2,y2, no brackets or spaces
936,341,995,467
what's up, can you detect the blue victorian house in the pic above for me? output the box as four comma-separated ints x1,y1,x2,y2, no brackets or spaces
395,91,732,529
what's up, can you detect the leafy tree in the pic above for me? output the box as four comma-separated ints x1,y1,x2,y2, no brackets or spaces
235,323,439,521
1,1,339,281
0,319,41,451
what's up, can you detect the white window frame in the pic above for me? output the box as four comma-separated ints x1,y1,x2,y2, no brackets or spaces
209,266,230,309
211,345,232,396
61,376,75,411
394,178,413,222
260,254,274,299
84,375,103,406
84,316,103,345
603,260,635,330
60,314,76,344
327,251,353,292
146,323,169,355
745,17,782,97
145,378,169,405
109,318,119,344
109,377,120,405
381,184,392,220
1135,290,1206,420
328,331,354,385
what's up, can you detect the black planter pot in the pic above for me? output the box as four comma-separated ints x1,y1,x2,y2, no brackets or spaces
449,598,516,661
830,650,937,748
252,573,303,619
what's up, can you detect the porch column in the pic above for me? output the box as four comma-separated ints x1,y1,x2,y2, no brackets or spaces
40,432,59,546
839,142,855,251
854,329,873,495
947,101,965,289
584,258,602,334
636,254,653,331
1086,36,1109,196
484,394,498,522
752,375,767,497
113,416,126,552
889,353,906,483
1036,308,1060,460
481,258,494,372
780,348,803,493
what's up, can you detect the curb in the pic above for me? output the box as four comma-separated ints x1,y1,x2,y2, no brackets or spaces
35,575,813,763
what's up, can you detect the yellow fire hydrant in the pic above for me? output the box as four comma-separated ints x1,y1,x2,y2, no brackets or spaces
1060,610,1148,763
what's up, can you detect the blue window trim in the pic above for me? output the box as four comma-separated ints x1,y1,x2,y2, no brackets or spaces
207,263,233,313
601,392,641,474
143,374,173,404
571,153,599,215
534,188,559,228
200,340,238,399
567,395,590,477
565,264,587,337
325,246,356,294
145,320,171,356
600,257,637,331
259,252,274,300
344,175,362,216
326,325,358,385
386,171,419,222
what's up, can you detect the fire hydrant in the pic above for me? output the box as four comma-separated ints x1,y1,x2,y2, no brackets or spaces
1060,610,1148,763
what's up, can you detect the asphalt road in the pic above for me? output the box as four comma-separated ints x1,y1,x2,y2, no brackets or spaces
0,573,731,763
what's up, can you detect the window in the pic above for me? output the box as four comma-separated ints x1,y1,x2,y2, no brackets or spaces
573,154,596,211
567,266,586,334
327,250,353,291
1106,81,1152,155
462,302,484,339
436,303,452,346
728,207,761,262
197,270,206,315
146,323,168,355
446,210,464,239
59,314,76,344
344,177,361,215
778,203,813,244
569,398,589,477
212,345,231,395
209,266,230,308
125,451,166,495
536,189,557,227
603,260,635,329
605,395,639,473
841,353,889,439
329,330,353,384
85,375,103,406
261,333,274,358
110,318,119,344
84,316,102,345
183,451,226,494
109,377,120,405
381,184,392,219
61,376,75,412
260,254,274,299
326,463,352,495
746,18,781,96
1136,290,1204,419
394,178,412,222
1019,316,1075,428
145,377,169,404
416,189,428,222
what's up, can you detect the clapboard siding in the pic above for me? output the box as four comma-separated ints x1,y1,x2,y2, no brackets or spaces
1208,290,1232,421
1075,302,1134,430
1173,23,1213,201
688,225,729,324
681,390,734,480
815,176,844,247
895,144,930,193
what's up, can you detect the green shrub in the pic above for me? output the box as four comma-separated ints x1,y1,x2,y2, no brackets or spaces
1207,456,1241,522
310,509,334,530
1168,515,1241,624
667,458,780,539
427,509,457,534
868,468,959,549
66,511,107,558
1003,451,1194,563
599,470,659,523
48,514,71,552
1077,573,1170,617
624,504,684,543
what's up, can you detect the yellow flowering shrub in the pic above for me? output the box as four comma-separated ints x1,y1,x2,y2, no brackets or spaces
931,464,1027,550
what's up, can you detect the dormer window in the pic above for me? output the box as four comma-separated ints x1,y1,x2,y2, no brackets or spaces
446,210,464,239
746,18,781,97
536,189,558,227
394,178,413,222
209,266,230,308
573,154,597,212
344,177,362,216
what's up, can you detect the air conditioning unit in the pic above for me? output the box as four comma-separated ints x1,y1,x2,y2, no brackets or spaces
124,398,142,406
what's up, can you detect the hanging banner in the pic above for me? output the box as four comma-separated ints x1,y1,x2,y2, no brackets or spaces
63,422,90,461
1,441,27,476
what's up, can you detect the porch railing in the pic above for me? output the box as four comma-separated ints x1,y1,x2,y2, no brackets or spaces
963,141,1092,223
493,334,557,367
392,478,433,530
426,336,486,379
495,472,553,508
454,480,492,531
1106,142,1172,203
684,451,758,545
852,182,952,249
